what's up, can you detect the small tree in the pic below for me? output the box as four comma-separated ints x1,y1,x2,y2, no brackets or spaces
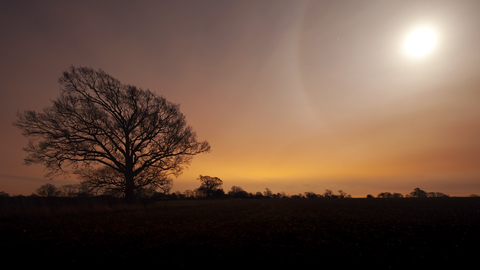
263,188,273,198
183,189,195,198
36,183,61,197
197,175,223,198
78,183,94,197
324,189,338,198
60,184,79,197
392,193,404,198
410,187,427,198
338,190,349,198
304,192,319,199
427,192,449,198
377,192,393,198
228,186,248,198
290,193,304,199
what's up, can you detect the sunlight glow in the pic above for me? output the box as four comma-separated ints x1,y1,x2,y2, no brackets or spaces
404,27,437,57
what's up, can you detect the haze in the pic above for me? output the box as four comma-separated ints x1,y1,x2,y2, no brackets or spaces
1,0,480,197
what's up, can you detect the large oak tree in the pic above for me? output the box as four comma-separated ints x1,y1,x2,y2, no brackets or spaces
14,66,210,201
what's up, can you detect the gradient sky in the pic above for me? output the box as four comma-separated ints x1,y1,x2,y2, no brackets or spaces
1,0,480,197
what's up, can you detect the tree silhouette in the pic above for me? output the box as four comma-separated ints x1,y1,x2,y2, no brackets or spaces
263,188,273,198
392,193,404,198
197,175,223,198
338,190,348,198
228,186,248,198
36,183,61,197
427,192,449,198
14,66,210,202
59,184,79,197
377,192,393,198
410,187,427,198
304,192,319,199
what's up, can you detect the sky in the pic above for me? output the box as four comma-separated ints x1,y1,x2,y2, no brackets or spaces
1,0,480,197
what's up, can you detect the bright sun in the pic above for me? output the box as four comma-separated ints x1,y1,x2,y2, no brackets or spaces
404,27,437,57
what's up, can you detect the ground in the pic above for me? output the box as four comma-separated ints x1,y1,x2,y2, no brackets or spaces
1,197,479,268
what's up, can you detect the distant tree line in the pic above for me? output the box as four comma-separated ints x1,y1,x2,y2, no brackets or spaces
368,187,451,198
0,176,354,200
1,180,478,200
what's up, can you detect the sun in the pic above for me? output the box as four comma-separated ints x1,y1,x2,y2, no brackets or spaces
404,27,437,57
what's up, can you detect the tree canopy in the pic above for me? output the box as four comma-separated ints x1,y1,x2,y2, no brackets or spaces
14,66,210,202
197,175,223,197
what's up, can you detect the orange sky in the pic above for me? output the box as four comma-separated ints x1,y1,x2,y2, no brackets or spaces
1,0,480,197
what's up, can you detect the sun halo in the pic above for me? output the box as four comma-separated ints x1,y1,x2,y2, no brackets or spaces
403,27,437,58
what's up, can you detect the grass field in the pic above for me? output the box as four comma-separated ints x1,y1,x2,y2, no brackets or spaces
1,197,479,268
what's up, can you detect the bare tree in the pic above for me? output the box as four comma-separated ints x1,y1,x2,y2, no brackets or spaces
324,189,333,198
338,190,348,198
36,183,61,197
229,186,244,194
14,66,210,202
77,181,95,197
60,184,79,197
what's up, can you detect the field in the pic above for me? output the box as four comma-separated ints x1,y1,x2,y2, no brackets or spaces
1,197,480,268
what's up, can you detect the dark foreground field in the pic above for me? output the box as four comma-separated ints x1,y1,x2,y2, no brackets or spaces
1,197,479,268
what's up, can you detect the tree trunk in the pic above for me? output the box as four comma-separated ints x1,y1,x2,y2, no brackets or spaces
124,135,135,203
125,170,135,203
